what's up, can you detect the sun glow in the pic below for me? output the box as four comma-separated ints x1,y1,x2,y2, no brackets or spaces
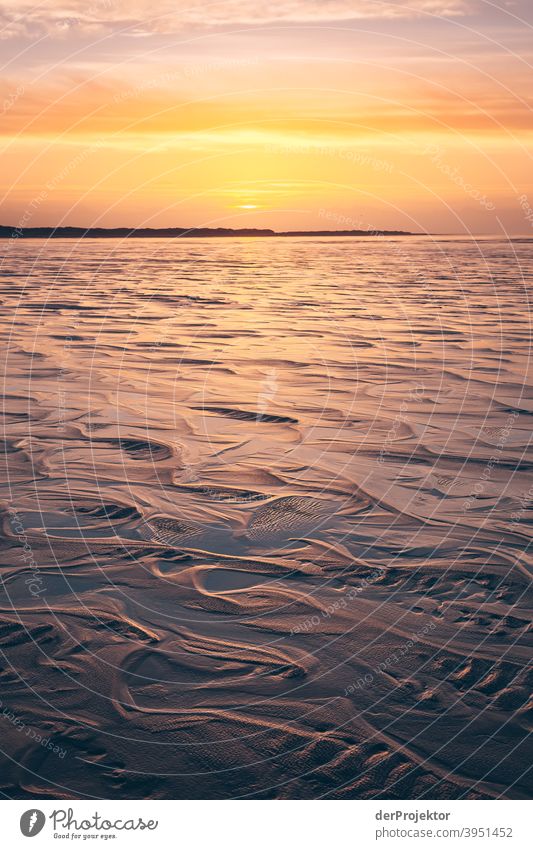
1,1,531,233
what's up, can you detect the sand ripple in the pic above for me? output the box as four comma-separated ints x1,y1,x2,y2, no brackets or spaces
0,236,531,799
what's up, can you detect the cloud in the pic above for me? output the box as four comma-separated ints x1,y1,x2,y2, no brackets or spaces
0,0,476,40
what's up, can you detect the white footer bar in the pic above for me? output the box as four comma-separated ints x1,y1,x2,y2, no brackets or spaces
3,799,530,849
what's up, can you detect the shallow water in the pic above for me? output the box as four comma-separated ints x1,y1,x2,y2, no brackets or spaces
0,236,532,799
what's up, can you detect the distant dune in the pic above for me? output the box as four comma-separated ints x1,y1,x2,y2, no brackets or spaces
0,225,415,239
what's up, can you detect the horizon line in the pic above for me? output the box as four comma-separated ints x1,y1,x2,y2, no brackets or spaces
1,225,531,239
1,224,418,239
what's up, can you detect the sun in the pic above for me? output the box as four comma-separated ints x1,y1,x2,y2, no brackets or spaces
236,204,260,209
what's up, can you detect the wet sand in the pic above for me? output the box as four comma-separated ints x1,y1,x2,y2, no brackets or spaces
0,235,531,799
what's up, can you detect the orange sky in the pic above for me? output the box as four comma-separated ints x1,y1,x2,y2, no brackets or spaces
1,0,532,233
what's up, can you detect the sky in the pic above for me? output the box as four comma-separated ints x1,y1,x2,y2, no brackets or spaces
1,0,532,233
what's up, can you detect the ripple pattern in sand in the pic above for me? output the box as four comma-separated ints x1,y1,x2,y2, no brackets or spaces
0,236,531,800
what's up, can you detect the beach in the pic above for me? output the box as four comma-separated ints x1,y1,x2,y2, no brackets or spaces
0,235,531,800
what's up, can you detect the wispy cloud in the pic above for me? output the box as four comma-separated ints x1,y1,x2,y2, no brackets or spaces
0,0,476,40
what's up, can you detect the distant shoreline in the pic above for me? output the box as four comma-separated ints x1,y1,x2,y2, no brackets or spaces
0,225,416,239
